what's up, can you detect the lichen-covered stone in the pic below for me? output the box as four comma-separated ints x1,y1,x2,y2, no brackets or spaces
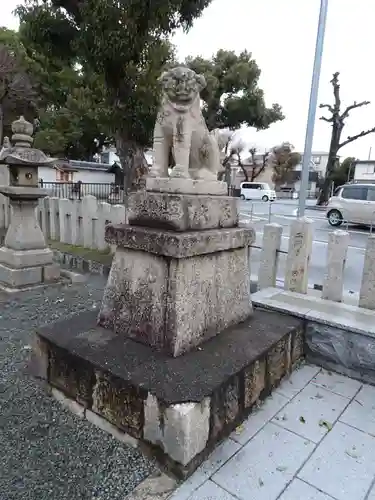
244,359,266,408
291,327,304,365
267,335,291,387
92,370,144,437
98,244,253,357
128,191,238,232
49,346,94,406
105,224,254,259
210,377,240,440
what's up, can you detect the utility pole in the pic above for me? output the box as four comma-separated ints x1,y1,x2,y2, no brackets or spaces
298,0,329,217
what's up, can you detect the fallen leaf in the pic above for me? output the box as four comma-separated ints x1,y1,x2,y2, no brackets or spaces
319,420,332,431
258,478,264,487
276,466,287,472
345,449,359,459
235,425,244,434
299,416,306,423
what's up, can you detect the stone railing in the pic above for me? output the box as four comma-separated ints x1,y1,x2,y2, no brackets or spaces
1,196,375,309
37,195,125,251
256,217,375,310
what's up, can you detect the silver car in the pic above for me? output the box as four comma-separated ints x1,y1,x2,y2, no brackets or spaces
326,183,375,227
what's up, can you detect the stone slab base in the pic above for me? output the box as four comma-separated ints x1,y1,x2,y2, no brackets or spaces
98,240,253,357
128,191,238,232
35,308,304,478
146,177,227,196
0,246,54,268
105,225,255,259
253,287,375,386
0,261,60,289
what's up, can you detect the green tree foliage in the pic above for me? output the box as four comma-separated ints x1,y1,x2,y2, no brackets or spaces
268,142,301,189
330,156,356,188
185,50,284,131
17,0,212,193
0,27,36,145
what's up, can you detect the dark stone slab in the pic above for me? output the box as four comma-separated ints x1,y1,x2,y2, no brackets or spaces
104,224,255,259
306,320,375,385
37,308,302,405
128,191,238,232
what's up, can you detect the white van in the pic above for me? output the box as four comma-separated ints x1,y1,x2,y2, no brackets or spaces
240,182,276,202
326,183,375,226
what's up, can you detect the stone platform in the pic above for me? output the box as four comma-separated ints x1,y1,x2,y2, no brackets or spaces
35,307,303,478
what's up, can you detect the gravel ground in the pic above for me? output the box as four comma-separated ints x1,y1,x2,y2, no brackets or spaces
0,275,155,500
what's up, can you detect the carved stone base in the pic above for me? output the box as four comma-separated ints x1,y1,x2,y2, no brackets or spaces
145,177,227,196
99,225,254,357
128,191,238,232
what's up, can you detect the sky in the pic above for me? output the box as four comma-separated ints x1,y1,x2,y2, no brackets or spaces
2,0,375,159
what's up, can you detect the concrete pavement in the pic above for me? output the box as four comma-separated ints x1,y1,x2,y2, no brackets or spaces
170,365,375,500
239,199,370,293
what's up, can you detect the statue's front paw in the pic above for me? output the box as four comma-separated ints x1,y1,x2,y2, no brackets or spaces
148,166,164,178
195,168,218,181
170,165,191,179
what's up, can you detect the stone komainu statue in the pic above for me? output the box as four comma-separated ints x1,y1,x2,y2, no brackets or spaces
149,66,223,181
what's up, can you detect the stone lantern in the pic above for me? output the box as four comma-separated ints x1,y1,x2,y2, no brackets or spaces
0,116,60,290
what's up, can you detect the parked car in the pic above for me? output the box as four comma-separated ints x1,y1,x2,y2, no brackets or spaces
240,182,276,202
326,183,375,227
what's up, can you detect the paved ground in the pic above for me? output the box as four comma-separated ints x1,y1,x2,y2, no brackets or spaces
0,276,155,500
239,199,371,293
171,364,375,500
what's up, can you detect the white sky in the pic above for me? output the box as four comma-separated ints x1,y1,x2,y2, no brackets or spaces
2,0,375,158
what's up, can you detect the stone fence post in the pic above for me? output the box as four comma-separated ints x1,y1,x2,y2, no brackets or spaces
82,195,97,249
258,223,282,290
322,229,349,302
49,197,60,241
284,217,313,294
359,235,375,310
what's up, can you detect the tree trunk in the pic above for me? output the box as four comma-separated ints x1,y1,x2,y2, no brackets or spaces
0,104,3,147
316,120,343,205
115,133,148,212
239,163,249,182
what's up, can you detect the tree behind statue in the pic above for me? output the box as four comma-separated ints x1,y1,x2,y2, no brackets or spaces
17,0,212,197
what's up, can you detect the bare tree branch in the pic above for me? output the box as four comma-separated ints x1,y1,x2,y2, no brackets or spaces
331,71,340,112
339,127,375,149
319,103,334,113
341,100,370,119
320,116,334,123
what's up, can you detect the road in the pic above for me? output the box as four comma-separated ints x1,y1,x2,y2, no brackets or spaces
238,199,371,293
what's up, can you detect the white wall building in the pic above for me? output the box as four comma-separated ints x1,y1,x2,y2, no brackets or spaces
39,161,116,185
353,160,375,183
294,152,330,178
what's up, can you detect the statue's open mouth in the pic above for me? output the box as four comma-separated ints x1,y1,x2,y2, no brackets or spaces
173,93,192,102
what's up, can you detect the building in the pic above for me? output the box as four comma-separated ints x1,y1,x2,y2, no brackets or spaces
38,160,121,185
353,160,375,183
230,150,328,196
295,152,330,179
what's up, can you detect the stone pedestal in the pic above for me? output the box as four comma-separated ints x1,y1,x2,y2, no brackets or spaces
98,178,254,357
0,194,59,290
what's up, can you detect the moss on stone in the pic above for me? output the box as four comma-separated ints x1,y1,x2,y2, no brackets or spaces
48,240,113,266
